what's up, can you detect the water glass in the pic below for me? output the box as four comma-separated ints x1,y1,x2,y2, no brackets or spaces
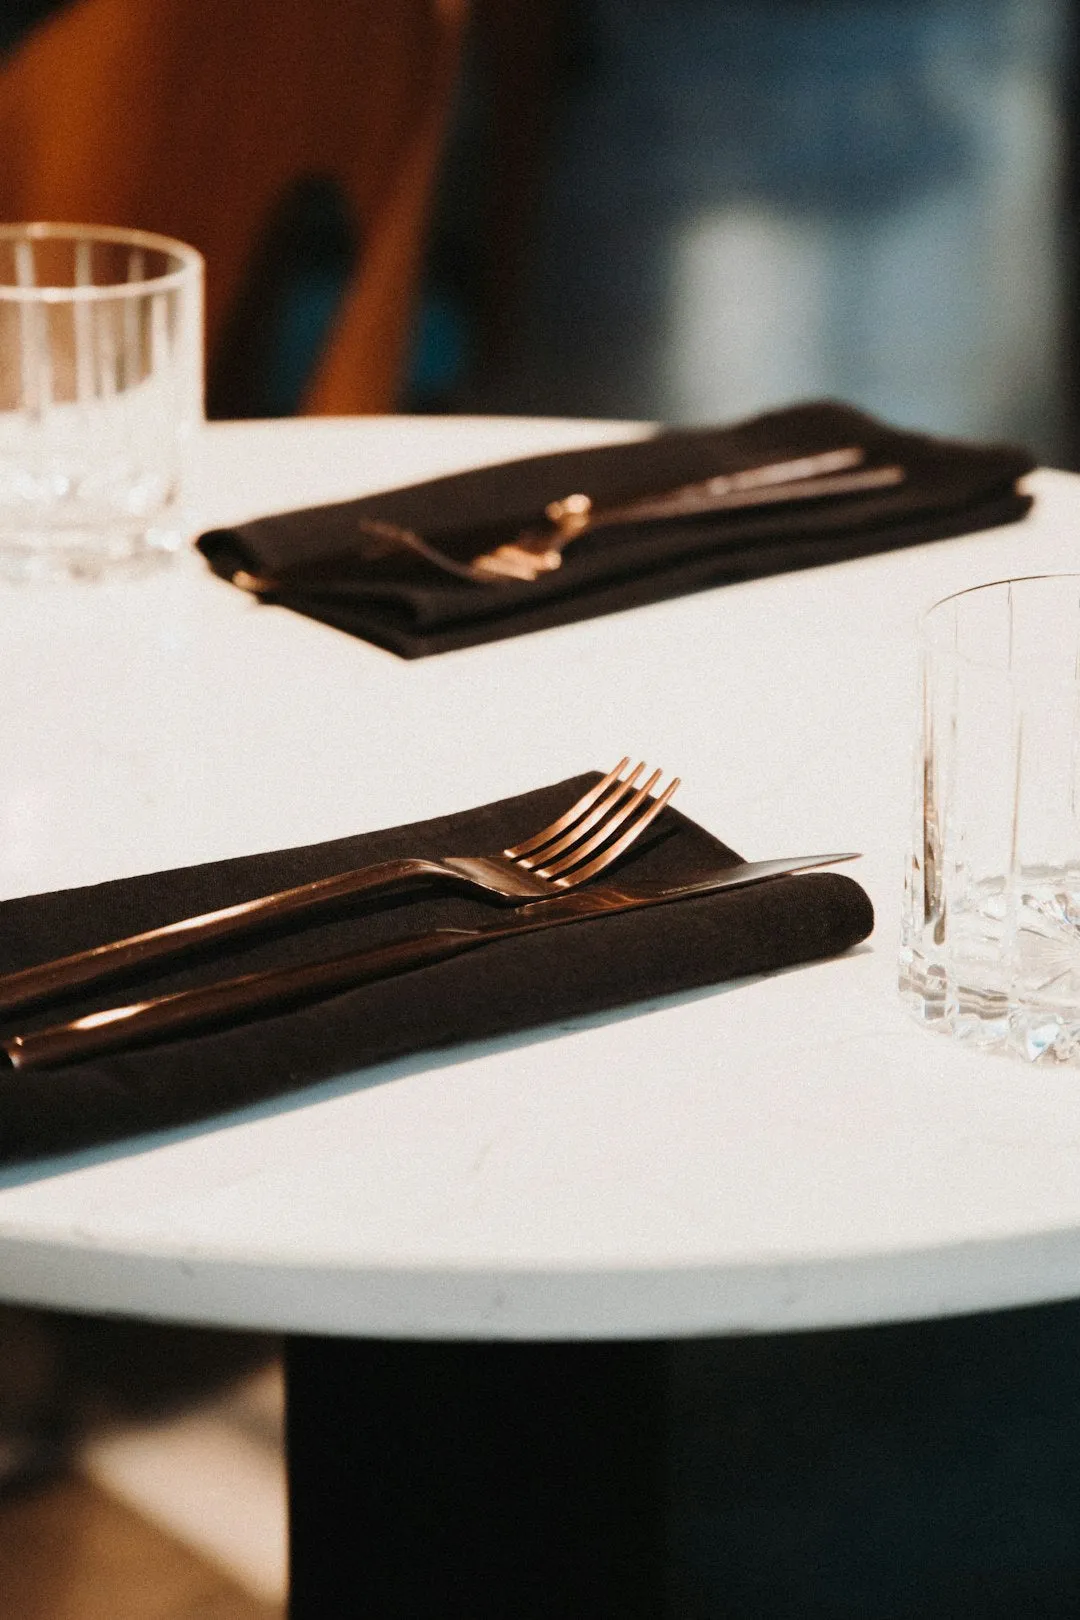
900,573,1080,1065
0,222,203,581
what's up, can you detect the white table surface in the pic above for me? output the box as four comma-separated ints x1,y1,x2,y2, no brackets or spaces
0,415,1078,1342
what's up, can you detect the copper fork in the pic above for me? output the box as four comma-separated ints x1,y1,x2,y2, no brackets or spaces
229,448,905,596
343,449,903,585
0,759,679,1016
470,449,905,582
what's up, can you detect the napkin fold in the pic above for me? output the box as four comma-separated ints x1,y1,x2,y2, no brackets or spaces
0,775,873,1164
197,400,1035,657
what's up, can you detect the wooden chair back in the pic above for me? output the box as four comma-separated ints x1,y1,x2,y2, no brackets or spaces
0,0,467,413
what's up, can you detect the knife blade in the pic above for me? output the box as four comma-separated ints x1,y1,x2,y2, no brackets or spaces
0,852,860,1071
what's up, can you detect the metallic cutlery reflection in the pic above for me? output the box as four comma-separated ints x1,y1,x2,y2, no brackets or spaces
0,760,677,1018
1,852,861,1070
471,452,904,582
229,447,905,594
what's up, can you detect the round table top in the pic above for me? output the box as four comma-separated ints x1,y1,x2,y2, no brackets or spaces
0,414,1077,1341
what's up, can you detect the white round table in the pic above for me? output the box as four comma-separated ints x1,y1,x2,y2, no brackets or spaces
0,416,1075,1614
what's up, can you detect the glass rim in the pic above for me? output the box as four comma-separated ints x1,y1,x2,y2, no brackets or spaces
920,572,1080,628
920,572,1080,679
0,222,204,301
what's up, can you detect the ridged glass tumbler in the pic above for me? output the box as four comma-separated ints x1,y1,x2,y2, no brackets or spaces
0,223,203,581
900,574,1080,1065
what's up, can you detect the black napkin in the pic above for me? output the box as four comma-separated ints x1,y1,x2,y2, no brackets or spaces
197,400,1035,658
0,774,873,1164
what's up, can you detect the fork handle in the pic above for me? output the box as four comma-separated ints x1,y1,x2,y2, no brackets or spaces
0,857,450,1018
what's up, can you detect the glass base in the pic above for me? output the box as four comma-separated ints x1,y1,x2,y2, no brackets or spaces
900,951,1080,1066
901,869,1080,1066
0,521,182,583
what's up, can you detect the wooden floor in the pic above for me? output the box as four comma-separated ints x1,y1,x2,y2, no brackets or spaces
0,1472,283,1620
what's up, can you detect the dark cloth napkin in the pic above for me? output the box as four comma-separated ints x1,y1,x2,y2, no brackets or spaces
0,774,873,1164
197,400,1035,658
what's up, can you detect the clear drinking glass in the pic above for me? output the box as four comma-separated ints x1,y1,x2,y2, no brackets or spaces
900,574,1080,1065
0,222,204,581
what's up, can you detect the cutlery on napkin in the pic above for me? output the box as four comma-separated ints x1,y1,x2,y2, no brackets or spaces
467,455,904,581
232,448,904,589
0,772,874,1163
1,852,861,1070
197,400,1036,657
0,757,681,1017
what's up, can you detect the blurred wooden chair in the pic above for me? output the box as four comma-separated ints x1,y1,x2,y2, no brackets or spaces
0,0,468,415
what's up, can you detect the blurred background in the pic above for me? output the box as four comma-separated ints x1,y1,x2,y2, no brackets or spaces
2,1,1080,1616
4,0,1070,457
414,0,1075,472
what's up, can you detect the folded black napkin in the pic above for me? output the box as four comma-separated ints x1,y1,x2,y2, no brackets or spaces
197,400,1035,657
0,774,873,1164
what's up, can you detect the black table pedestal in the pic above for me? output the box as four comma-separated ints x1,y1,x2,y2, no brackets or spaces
285,1336,668,1619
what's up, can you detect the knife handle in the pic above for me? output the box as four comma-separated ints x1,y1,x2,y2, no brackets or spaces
2,926,489,1071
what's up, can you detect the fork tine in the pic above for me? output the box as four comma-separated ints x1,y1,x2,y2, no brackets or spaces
513,761,645,870
533,766,661,878
558,774,680,886
535,770,680,882
503,757,632,858
549,774,680,886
